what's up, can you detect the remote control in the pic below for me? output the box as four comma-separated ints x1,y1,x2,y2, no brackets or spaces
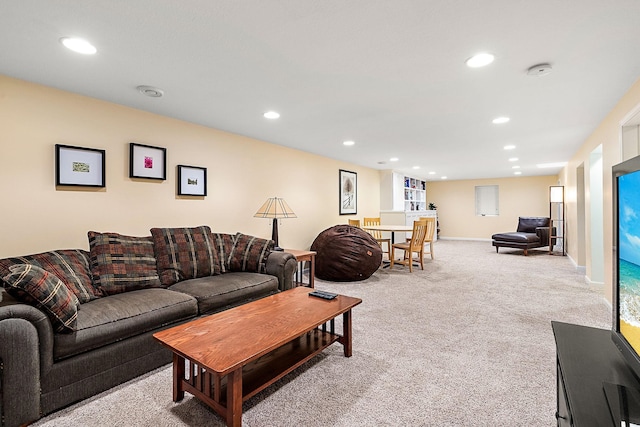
309,290,338,300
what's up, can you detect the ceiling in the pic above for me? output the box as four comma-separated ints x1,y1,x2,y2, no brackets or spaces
3,1,640,181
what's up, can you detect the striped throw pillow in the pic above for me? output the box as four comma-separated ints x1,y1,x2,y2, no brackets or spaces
0,250,101,303
151,226,221,286
3,264,79,333
88,231,163,295
228,233,274,273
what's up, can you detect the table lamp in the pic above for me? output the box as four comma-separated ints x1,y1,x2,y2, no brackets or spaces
254,197,297,251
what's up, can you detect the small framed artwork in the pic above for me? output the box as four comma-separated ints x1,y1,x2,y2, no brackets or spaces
177,165,207,196
339,169,357,215
129,142,166,180
55,144,105,187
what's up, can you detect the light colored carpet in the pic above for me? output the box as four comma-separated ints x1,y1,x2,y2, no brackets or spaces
32,240,610,426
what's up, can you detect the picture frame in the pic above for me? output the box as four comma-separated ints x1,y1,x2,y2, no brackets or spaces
129,142,166,180
339,169,357,215
55,144,105,187
177,165,207,196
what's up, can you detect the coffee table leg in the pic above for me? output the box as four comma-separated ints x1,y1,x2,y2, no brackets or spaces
173,353,185,401
226,368,243,427
342,310,353,357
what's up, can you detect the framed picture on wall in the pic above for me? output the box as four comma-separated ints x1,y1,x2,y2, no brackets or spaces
339,169,357,215
129,142,166,180
177,165,207,196
55,144,105,187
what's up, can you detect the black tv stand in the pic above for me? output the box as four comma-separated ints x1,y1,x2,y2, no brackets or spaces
552,321,640,426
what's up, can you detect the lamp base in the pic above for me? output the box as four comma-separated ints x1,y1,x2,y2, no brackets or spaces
271,219,283,251
273,246,284,252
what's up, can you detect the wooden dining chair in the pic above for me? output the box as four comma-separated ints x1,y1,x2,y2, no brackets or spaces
348,219,361,227
363,217,390,258
421,217,436,259
405,217,436,260
390,219,428,272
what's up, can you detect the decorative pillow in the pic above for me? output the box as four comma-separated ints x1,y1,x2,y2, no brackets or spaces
150,226,221,286
88,231,163,295
212,233,236,274
0,249,101,303
228,233,274,273
3,264,79,333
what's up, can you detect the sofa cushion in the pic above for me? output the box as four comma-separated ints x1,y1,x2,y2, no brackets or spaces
3,264,79,333
212,232,236,273
228,233,274,273
0,249,101,303
53,288,198,360
516,217,550,233
88,231,163,295
151,226,221,286
168,272,278,315
491,232,540,244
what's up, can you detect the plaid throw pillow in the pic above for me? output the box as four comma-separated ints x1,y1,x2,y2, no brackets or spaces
0,250,101,303
212,233,236,274
3,264,79,333
88,231,163,295
228,233,274,273
151,226,221,286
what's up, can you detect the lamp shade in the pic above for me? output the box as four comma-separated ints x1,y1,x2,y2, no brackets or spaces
550,186,564,203
254,197,297,219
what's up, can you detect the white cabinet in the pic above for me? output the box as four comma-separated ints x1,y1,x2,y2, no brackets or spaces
379,170,427,212
380,210,438,242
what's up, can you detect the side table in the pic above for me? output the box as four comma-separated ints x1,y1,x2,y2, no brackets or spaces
283,249,316,288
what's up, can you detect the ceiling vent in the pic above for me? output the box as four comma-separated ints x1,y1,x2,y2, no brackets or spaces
136,85,164,97
527,63,552,77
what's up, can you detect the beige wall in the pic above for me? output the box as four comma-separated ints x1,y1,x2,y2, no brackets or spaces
559,77,640,303
0,75,381,257
428,175,558,239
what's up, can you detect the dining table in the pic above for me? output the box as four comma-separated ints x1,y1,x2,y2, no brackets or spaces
361,224,414,244
361,224,416,268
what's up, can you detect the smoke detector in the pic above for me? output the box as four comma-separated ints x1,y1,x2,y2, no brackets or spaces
527,63,552,77
136,85,164,97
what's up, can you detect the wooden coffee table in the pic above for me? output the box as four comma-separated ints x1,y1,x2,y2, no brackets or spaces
153,287,362,426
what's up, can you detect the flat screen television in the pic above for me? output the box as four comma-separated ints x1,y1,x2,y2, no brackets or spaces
612,153,640,381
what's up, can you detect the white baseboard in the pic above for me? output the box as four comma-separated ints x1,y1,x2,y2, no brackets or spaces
438,237,492,242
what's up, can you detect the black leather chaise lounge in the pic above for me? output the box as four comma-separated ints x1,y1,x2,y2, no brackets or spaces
492,217,554,256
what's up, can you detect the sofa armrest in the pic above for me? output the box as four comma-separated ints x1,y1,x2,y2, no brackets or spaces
0,290,56,427
535,226,556,245
265,251,298,291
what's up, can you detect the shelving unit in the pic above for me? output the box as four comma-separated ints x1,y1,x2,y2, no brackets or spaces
549,185,565,255
403,176,426,211
379,170,428,212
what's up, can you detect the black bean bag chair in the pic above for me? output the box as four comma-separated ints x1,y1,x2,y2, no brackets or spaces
311,225,382,281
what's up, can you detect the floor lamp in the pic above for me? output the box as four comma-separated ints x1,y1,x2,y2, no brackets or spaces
254,197,297,251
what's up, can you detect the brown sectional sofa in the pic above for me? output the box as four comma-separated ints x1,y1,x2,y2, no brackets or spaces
0,226,298,427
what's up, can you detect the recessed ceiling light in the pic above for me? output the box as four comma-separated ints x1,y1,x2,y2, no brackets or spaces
512,165,520,169
60,37,97,55
537,162,567,169
465,53,494,68
527,63,553,77
492,117,510,124
509,157,518,162
441,176,448,180
136,85,164,98
412,166,420,169
504,145,516,150
429,171,436,175
390,157,399,162
514,171,522,175
263,111,280,119
343,140,355,146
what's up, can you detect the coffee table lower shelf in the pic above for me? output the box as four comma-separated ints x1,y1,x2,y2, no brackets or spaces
174,328,340,420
